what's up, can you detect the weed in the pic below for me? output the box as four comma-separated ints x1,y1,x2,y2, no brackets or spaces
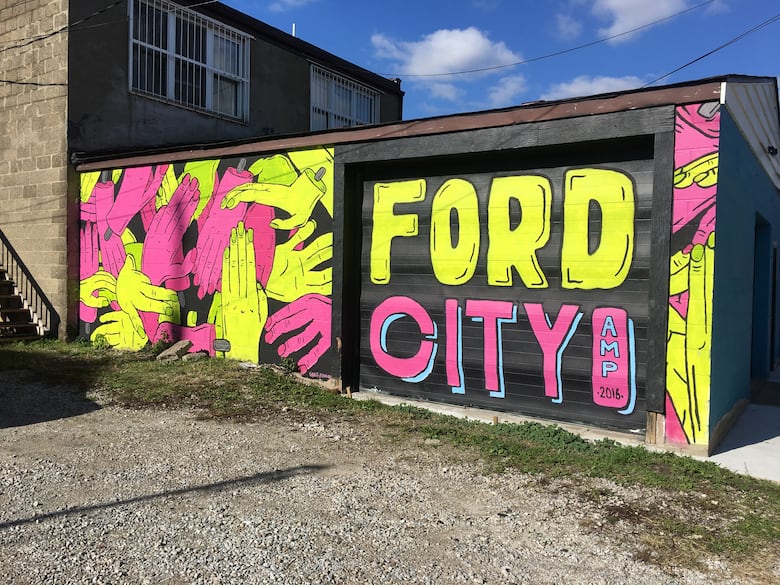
1,339,778,575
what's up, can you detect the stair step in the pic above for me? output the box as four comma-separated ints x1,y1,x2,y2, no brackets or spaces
0,321,36,328
0,335,43,344
1,306,29,312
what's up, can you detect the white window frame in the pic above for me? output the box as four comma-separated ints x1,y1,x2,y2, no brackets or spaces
129,0,251,122
310,64,380,131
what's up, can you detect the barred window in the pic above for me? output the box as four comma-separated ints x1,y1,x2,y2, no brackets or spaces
130,0,250,121
310,65,380,131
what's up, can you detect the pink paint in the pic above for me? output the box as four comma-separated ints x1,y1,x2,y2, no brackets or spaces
525,303,583,403
265,293,331,373
107,165,168,237
369,296,437,381
465,299,515,396
591,307,632,410
193,166,253,298
664,393,688,444
445,298,464,393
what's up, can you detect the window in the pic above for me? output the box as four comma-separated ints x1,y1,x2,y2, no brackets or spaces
310,65,380,131
129,0,250,121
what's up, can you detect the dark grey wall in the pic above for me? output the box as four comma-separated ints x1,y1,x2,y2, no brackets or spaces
67,0,403,156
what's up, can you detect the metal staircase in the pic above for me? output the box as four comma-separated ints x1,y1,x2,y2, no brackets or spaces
0,266,41,342
0,228,56,343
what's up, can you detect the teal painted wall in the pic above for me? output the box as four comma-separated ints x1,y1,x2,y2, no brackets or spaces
710,110,780,427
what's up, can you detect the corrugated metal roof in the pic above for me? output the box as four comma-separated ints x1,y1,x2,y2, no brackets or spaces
74,75,777,172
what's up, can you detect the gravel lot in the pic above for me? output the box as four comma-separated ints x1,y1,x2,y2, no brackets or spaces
0,370,771,584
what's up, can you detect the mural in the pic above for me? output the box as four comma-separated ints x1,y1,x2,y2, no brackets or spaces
78,148,334,376
360,164,650,430
665,103,720,445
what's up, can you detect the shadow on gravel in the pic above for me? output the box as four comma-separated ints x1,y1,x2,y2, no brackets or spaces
0,465,329,530
0,370,101,429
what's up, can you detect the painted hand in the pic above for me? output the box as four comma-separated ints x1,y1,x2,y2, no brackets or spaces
141,173,200,290
192,165,253,298
221,167,328,230
106,165,168,238
265,220,332,303
666,231,715,443
218,222,268,362
90,310,148,351
265,293,331,374
116,253,180,344
93,178,128,278
80,270,116,314
80,221,101,322
157,160,218,221
153,322,216,355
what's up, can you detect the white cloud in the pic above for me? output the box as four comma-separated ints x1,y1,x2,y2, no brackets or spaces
429,82,464,102
268,0,318,13
371,28,520,78
592,0,688,42
555,13,583,40
472,0,500,10
541,75,644,100
488,75,527,107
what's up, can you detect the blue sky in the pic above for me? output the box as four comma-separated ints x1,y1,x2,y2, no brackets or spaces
221,0,779,121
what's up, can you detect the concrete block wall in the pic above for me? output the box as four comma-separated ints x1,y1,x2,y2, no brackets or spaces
0,0,69,337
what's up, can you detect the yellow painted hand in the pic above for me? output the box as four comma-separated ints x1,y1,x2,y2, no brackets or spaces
286,147,334,218
90,310,148,351
221,167,328,230
673,153,719,189
265,220,332,303
219,221,268,362
116,253,180,342
80,270,117,309
248,154,299,186
80,172,100,203
666,231,715,444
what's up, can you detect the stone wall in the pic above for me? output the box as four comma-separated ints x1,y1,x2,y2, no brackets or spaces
0,0,69,337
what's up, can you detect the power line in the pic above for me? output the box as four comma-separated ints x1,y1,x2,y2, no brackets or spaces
0,0,222,87
0,0,127,54
642,11,780,87
378,0,719,78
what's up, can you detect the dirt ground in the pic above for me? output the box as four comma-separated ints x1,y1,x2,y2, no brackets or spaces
0,370,777,584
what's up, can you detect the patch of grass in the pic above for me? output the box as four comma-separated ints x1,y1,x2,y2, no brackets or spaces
2,339,779,576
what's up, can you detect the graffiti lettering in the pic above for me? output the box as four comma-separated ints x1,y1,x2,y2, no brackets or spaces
369,296,636,411
370,168,636,290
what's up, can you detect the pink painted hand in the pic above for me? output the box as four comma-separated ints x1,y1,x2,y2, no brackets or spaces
193,165,252,298
265,293,331,374
80,221,102,322
141,174,200,290
243,203,276,287
93,178,127,277
106,165,168,238
153,322,216,355
80,194,97,223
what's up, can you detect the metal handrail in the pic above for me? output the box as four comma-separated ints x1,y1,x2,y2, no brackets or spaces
0,228,60,338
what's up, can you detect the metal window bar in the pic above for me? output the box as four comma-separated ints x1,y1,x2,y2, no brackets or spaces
129,0,250,120
310,65,380,130
0,228,59,338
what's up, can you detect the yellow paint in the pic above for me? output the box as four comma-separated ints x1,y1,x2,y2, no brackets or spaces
487,175,552,288
430,179,480,286
561,168,635,290
370,179,426,284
